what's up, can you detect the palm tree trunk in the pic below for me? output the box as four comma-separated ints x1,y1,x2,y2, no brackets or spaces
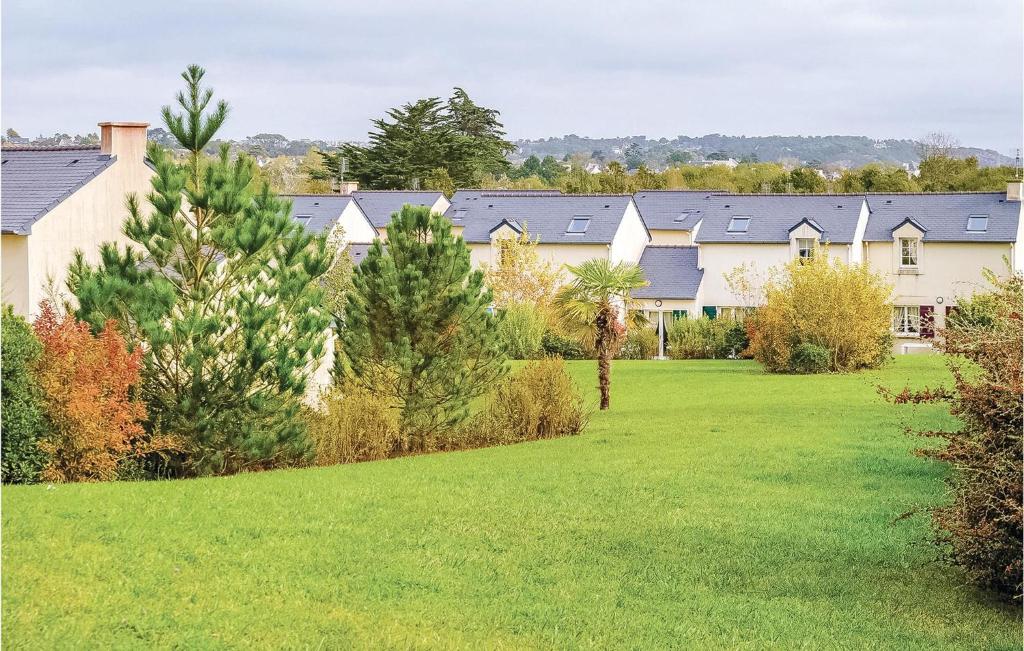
596,306,614,410
598,348,611,410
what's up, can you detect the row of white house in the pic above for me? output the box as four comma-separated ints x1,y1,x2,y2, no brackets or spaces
3,122,1023,358
283,185,1023,354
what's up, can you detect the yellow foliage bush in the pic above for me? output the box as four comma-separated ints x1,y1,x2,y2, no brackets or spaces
451,357,589,448
748,252,893,373
306,384,402,465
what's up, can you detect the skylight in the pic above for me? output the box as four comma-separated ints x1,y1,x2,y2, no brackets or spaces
966,214,988,232
674,210,696,223
727,216,751,233
451,209,468,222
566,216,591,233
295,215,312,226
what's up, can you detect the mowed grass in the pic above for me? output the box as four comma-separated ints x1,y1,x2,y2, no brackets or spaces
3,358,1020,649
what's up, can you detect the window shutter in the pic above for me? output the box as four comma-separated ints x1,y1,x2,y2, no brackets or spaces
673,310,687,320
702,306,717,319
920,305,934,339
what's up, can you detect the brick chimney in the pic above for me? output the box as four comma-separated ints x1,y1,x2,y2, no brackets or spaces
98,121,149,161
1007,181,1023,202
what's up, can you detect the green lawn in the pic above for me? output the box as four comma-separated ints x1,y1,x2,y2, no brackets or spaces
2,358,1019,649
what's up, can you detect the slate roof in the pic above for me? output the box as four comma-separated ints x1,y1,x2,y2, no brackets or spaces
1,146,116,235
351,190,445,228
447,190,563,227
456,194,640,244
633,246,703,300
863,193,1020,242
694,194,863,244
347,243,374,265
632,190,725,231
281,194,368,236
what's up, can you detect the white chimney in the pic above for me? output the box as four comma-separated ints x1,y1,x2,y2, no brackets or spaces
1008,181,1023,202
98,121,149,161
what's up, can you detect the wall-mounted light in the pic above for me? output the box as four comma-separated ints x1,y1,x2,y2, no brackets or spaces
936,296,944,305
655,300,663,307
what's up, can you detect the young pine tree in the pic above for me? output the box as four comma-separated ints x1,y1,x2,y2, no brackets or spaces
69,65,332,475
343,205,507,450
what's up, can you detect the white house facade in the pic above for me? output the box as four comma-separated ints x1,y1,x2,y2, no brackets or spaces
1,122,155,317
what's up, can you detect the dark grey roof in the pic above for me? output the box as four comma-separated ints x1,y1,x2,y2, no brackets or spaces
448,189,562,203
347,243,374,265
632,190,725,231
1,146,116,235
447,190,563,225
281,194,362,235
863,193,1020,242
633,246,703,300
456,194,639,244
694,194,863,244
351,190,445,228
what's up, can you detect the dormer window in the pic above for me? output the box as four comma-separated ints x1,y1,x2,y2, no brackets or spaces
727,216,750,233
566,216,591,233
966,214,988,232
797,238,816,259
899,237,919,267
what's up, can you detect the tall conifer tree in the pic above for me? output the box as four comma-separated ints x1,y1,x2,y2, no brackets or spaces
343,205,506,450
69,65,332,475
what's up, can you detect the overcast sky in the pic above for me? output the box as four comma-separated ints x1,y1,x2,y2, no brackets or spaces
2,0,1022,153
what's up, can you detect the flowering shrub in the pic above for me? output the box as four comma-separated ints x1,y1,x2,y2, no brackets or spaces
32,303,168,482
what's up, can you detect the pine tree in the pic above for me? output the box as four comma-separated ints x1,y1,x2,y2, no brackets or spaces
322,89,514,190
69,65,332,475
343,205,507,450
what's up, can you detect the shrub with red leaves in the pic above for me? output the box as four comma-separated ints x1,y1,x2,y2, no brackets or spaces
32,302,169,482
888,270,1022,602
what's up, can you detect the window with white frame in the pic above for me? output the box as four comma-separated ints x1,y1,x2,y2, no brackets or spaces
566,216,591,233
893,305,920,336
966,214,988,232
796,238,816,259
899,237,919,268
718,306,751,322
727,216,751,233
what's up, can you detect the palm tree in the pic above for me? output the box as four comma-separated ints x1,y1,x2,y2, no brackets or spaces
553,259,647,410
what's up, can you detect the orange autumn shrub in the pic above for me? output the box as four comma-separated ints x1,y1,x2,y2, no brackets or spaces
32,302,159,482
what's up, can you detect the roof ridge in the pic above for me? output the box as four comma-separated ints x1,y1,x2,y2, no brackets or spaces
281,193,352,197
864,191,1005,196
1,144,102,152
353,189,440,194
633,189,730,193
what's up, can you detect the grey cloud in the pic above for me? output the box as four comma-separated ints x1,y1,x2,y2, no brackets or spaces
2,0,1020,152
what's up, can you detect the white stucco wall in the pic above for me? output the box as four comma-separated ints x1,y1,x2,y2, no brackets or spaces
864,240,1013,305
6,139,155,318
609,200,650,265
1,234,30,314
648,229,692,246
335,201,377,244
699,241,851,307
469,241,609,273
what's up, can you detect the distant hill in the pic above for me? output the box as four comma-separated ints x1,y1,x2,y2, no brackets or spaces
5,128,1013,171
514,134,1015,169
